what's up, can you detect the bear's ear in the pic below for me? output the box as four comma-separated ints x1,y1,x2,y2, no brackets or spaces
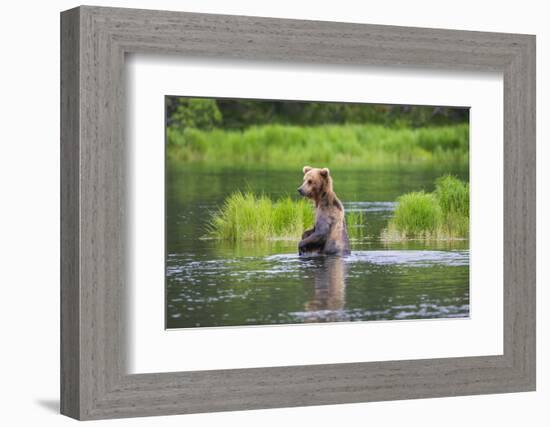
303,166,312,174
320,168,330,178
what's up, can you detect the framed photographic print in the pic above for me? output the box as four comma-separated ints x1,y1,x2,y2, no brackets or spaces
164,97,471,330
61,5,536,420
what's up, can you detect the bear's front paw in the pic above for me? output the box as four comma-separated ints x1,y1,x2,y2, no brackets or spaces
301,228,314,239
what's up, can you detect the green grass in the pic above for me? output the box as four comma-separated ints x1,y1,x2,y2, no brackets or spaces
206,191,366,242
382,175,469,240
167,123,469,167
384,192,443,239
206,192,313,242
345,210,367,240
435,175,470,237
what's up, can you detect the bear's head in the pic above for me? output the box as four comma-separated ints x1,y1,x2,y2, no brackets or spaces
298,166,333,201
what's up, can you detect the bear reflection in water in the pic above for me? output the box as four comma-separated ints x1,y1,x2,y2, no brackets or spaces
303,255,348,322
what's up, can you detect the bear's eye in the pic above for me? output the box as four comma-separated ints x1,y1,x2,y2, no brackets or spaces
307,180,312,184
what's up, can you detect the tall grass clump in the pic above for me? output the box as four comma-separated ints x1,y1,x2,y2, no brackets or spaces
382,175,469,241
206,192,314,242
207,191,366,242
435,175,469,237
167,123,469,168
387,192,442,238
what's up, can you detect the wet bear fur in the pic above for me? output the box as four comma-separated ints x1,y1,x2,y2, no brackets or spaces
297,166,351,256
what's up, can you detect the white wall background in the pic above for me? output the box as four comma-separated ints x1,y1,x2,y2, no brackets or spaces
0,0,546,425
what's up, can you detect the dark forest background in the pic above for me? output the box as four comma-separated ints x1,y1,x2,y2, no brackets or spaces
166,97,469,132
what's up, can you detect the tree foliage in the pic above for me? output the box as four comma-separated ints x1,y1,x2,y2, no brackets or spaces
166,97,469,131
167,98,222,130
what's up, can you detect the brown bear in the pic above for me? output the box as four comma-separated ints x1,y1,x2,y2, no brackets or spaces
297,166,351,256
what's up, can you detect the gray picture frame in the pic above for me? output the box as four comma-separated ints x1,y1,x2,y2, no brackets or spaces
60,5,536,420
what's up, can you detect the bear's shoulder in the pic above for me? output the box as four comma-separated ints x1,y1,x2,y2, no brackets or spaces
331,197,343,212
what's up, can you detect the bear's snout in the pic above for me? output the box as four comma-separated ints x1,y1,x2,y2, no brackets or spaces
298,187,305,196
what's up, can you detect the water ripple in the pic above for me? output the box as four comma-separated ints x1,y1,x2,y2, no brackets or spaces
343,201,397,212
265,250,469,267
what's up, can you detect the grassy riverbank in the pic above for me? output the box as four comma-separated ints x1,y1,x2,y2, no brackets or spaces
168,123,469,168
206,191,366,242
382,175,469,241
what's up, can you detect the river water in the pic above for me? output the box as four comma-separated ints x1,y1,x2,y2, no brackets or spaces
166,165,469,328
